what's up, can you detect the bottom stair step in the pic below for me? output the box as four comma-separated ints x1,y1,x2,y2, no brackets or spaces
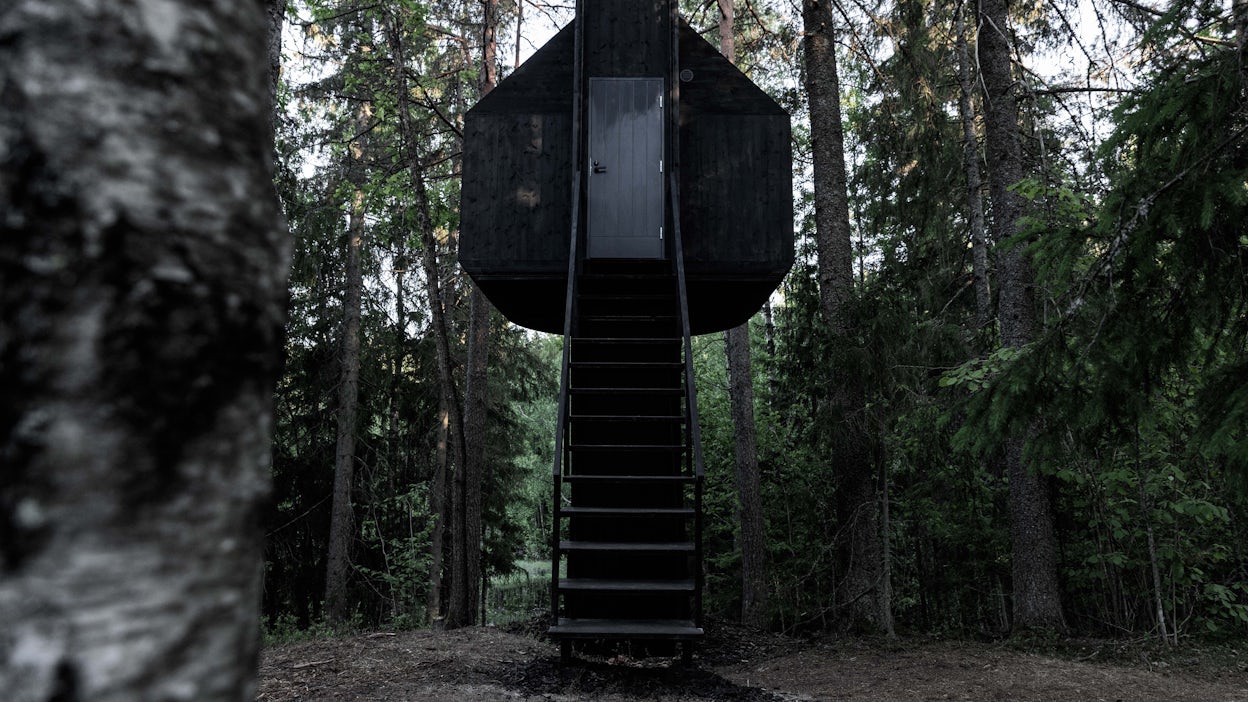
558,578,695,592
548,618,703,639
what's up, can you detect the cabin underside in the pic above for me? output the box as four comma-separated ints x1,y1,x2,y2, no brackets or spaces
470,273,782,335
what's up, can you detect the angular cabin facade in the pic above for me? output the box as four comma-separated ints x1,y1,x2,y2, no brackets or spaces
460,14,792,335
459,0,792,663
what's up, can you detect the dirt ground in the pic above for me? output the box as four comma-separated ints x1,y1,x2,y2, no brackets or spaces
257,620,1248,701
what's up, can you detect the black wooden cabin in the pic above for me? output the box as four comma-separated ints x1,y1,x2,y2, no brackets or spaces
459,0,792,663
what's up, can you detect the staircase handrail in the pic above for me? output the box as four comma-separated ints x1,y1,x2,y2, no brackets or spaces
669,170,705,629
668,171,704,481
551,6,585,622
550,175,580,620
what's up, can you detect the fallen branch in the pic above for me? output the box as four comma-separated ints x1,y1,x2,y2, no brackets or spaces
292,658,335,670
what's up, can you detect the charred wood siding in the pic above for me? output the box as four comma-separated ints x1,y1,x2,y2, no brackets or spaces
461,114,571,268
582,0,670,77
677,21,791,278
459,26,574,332
460,24,573,275
458,19,793,335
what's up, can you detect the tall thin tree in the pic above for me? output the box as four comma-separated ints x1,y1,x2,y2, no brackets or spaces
384,8,468,625
977,0,1067,633
718,0,770,629
956,3,992,331
325,106,370,625
802,0,893,635
449,0,499,628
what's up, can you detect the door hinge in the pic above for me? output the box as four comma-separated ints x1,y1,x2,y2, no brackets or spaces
659,159,664,173
660,226,664,240
659,95,664,108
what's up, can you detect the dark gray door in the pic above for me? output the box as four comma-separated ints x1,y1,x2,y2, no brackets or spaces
587,77,665,259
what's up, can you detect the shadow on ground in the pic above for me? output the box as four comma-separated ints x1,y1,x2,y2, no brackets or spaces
493,656,782,701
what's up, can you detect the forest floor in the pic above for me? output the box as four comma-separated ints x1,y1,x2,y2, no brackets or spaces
257,618,1248,701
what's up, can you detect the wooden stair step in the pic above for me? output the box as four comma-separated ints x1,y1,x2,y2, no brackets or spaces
561,474,695,484
573,337,680,344
558,578,695,592
548,618,703,639
579,271,671,281
559,540,694,552
570,361,683,368
568,443,684,452
570,387,683,395
569,414,684,422
559,506,694,517
582,314,677,320
579,293,674,301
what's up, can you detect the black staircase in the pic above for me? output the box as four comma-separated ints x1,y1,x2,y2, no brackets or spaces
548,177,705,664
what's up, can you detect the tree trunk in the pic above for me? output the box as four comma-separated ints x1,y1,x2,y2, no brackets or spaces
0,1,288,698
717,2,768,630
389,234,409,483
384,10,468,627
801,1,854,333
266,0,286,142
428,398,450,624
763,299,777,399
451,287,490,627
725,326,769,628
955,7,992,331
977,0,1067,633
447,0,499,629
802,0,891,634
515,0,524,69
324,111,369,625
718,0,735,61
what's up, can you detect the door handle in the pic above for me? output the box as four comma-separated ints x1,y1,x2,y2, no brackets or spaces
592,160,607,174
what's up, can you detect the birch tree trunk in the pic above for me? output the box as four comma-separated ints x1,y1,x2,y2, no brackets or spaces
977,0,1067,633
0,1,288,698
802,0,892,635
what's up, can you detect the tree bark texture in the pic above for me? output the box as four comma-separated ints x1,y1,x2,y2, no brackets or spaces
977,0,1067,633
955,7,992,331
428,399,450,623
384,12,467,626
802,0,890,634
447,0,498,629
801,0,854,337
718,0,735,63
325,133,368,624
266,0,285,136
0,1,288,699
451,286,490,627
725,325,769,628
718,6,767,630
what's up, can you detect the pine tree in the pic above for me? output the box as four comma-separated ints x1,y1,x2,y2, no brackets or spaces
802,0,892,634
977,0,1066,633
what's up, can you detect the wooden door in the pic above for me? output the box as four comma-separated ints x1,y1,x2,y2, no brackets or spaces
587,77,665,259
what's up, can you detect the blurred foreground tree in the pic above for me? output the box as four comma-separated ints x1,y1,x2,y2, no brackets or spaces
0,0,288,698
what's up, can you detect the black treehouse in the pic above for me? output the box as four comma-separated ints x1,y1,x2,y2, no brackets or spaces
459,0,792,662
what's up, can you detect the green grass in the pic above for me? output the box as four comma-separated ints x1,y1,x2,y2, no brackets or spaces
486,559,559,626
